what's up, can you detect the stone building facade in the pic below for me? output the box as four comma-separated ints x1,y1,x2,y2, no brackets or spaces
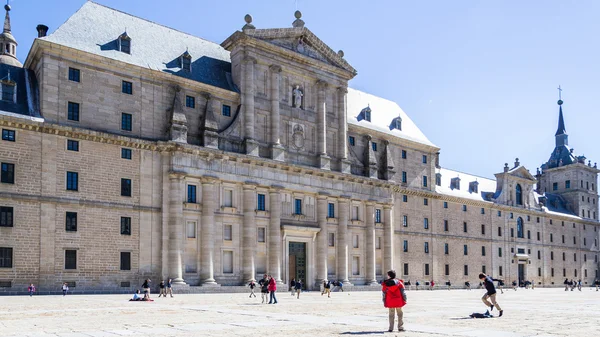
0,2,599,292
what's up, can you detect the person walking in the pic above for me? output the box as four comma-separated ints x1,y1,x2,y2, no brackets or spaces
290,278,296,296
595,279,599,291
142,279,151,299
267,275,278,304
564,278,569,291
479,273,503,317
512,280,517,291
577,279,582,291
322,280,331,297
497,279,504,294
430,280,435,290
248,280,257,298
415,280,420,291
166,279,174,297
28,284,36,297
446,280,451,290
62,282,69,296
295,279,302,299
382,270,407,332
158,280,166,297
259,274,269,304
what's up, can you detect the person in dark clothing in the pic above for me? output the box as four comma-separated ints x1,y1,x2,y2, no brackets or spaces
322,280,331,297
258,274,269,304
479,273,503,317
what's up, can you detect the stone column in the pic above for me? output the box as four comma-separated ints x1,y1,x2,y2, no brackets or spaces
316,193,329,285
337,86,351,173
168,173,185,284
243,56,259,156
383,204,394,273
201,178,218,285
269,187,283,283
316,80,330,170
337,196,350,284
242,183,257,282
365,201,378,285
269,65,285,161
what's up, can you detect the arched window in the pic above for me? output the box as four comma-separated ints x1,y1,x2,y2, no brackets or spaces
517,217,524,238
516,184,523,206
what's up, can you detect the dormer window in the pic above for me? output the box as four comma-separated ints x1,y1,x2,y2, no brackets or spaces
435,173,441,186
451,177,461,190
361,106,372,122
118,32,131,54
0,79,15,103
469,181,479,194
392,116,402,130
181,51,192,72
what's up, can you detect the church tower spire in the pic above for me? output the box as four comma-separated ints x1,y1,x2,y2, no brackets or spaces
0,2,22,67
555,89,568,147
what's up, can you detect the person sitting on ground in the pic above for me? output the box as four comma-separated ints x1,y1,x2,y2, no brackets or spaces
130,290,143,301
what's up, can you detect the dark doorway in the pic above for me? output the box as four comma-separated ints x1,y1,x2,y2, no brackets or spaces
289,242,306,289
518,264,526,286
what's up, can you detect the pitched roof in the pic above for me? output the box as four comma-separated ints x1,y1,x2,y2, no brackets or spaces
435,167,496,202
42,1,235,91
346,88,436,148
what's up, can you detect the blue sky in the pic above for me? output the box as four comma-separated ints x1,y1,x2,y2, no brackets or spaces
11,0,600,178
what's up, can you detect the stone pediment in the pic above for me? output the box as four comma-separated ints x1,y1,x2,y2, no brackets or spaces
507,166,536,181
242,27,357,76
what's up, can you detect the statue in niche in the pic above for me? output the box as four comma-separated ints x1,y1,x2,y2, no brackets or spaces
293,85,303,109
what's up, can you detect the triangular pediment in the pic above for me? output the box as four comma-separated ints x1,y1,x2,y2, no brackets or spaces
507,166,536,181
243,27,357,76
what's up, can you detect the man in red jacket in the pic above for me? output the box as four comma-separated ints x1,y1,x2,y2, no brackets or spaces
382,270,407,332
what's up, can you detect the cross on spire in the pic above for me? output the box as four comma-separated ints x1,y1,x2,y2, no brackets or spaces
557,85,562,101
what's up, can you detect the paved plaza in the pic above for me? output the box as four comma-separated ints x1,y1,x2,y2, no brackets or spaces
1,287,599,337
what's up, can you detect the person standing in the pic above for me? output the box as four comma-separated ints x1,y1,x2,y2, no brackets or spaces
382,270,407,332
248,280,257,298
512,280,517,291
258,274,269,304
28,284,35,297
158,280,166,297
142,279,151,299
267,275,278,304
430,280,435,290
295,279,302,299
62,282,69,296
446,280,451,290
415,280,420,291
479,273,503,317
290,278,296,296
595,279,599,291
497,279,504,294
166,279,174,298
322,280,331,297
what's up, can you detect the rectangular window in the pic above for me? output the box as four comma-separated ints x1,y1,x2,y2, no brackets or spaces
402,215,408,227
498,247,502,257
375,209,381,223
527,230,531,240
402,195,408,202
348,136,355,146
463,245,468,255
0,207,13,227
257,227,266,243
510,212,514,219
481,224,485,235
481,246,486,256
66,171,78,191
462,205,467,212
187,185,197,203
424,242,429,254
463,222,467,233
537,232,540,241
422,155,427,164
424,218,429,229
481,208,485,215
353,235,359,248
223,224,232,241
186,221,196,238
537,250,541,259
185,95,195,108
422,176,428,187
121,178,132,197
376,237,381,250
328,233,335,247
1,129,15,141
294,199,302,215
1,83,14,102
565,180,570,189
403,263,409,276
424,263,430,276
553,182,558,191
222,105,231,117
223,189,233,207
551,268,554,277
443,201,448,209
0,247,12,268
403,240,408,252
65,212,77,232
401,150,407,159
445,264,450,276
121,113,132,131
67,139,79,152
121,148,132,160
68,67,80,82
257,194,266,211
326,202,334,218
550,233,553,242
444,220,448,232
402,171,407,183
223,251,233,273
120,217,131,235
67,102,80,121
120,252,131,270
551,251,554,260
65,250,77,270
510,228,514,237
482,265,486,274
122,80,133,94
444,243,449,254
352,256,360,276
497,210,501,217
423,198,428,206
372,142,377,151
498,226,502,237
464,265,469,276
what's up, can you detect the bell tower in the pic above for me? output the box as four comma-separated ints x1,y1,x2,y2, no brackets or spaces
0,3,22,67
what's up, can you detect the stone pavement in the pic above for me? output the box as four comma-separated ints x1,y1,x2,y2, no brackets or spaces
1,287,599,337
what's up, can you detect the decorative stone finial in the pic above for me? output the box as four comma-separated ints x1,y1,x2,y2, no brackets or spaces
292,10,305,28
515,158,520,167
242,14,255,30
337,50,344,58
4,4,10,12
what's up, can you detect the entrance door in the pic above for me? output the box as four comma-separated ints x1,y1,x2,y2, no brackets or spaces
518,264,525,286
289,242,306,289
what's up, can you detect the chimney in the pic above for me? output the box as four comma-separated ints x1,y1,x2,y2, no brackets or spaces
36,24,48,37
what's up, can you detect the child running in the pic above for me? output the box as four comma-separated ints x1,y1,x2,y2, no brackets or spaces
479,273,503,317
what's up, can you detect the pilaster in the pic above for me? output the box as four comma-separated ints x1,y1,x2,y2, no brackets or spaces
269,64,285,161
316,79,330,170
200,177,218,285
242,183,257,282
168,173,185,284
243,56,259,156
337,86,351,173
365,201,378,285
269,186,283,283
316,193,329,285
383,203,394,273
337,196,351,285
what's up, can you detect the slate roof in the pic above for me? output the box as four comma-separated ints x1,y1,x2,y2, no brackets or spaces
347,88,436,148
435,167,496,202
42,1,235,91
0,63,40,118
